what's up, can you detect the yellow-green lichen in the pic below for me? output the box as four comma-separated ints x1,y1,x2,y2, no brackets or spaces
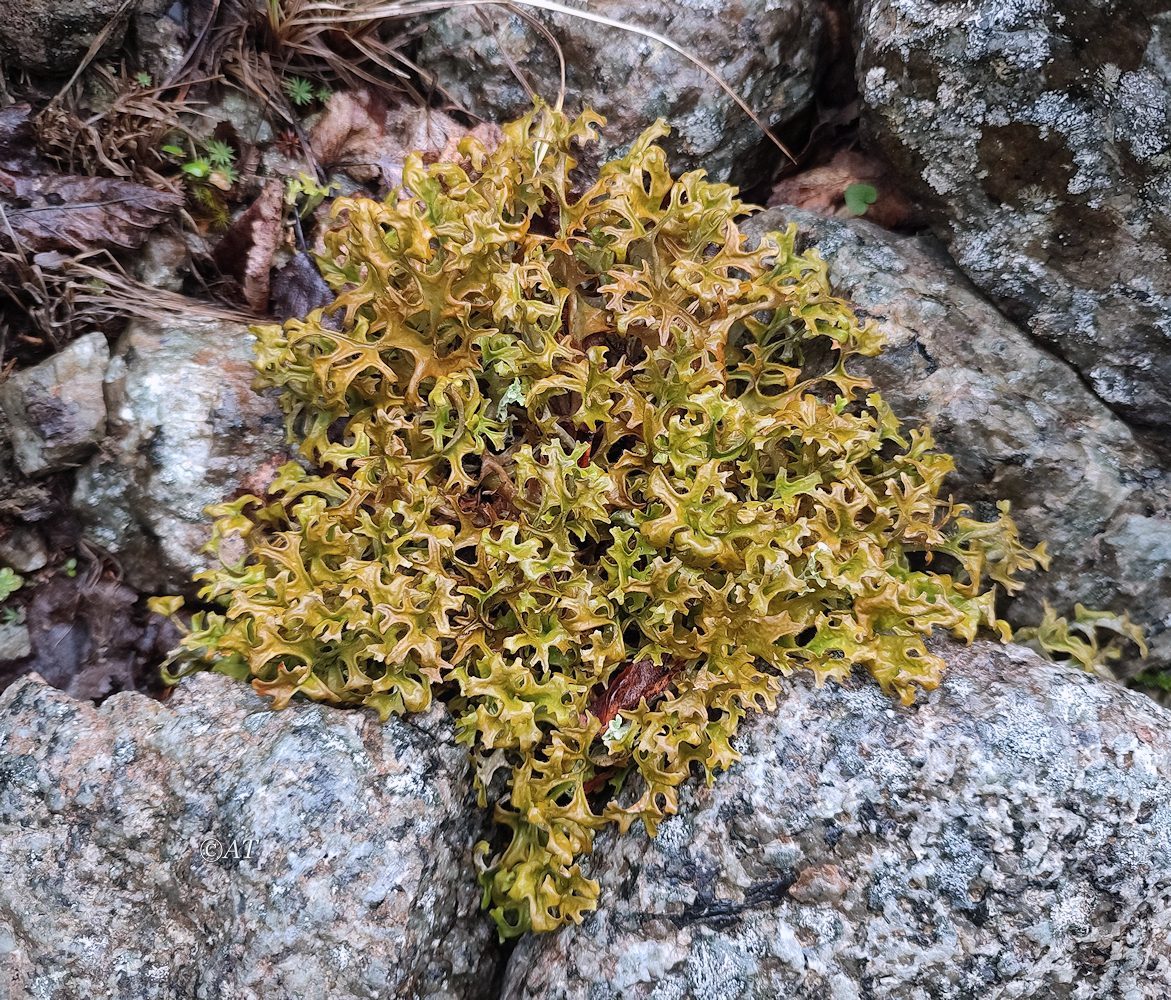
156,105,1058,937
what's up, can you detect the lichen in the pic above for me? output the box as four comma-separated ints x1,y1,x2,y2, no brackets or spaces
1015,602,1147,675
154,105,1055,937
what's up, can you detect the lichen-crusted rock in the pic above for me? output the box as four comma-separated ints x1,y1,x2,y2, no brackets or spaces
503,642,1171,999
0,672,500,999
854,0,1171,428
0,0,141,75
744,206,1171,677
72,318,289,592
0,332,108,476
417,0,825,183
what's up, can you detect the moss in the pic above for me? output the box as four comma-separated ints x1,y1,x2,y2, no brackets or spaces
155,105,1064,937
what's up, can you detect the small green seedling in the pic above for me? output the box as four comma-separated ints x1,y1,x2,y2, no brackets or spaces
283,76,317,108
284,172,339,218
164,138,239,190
204,139,237,170
844,182,878,217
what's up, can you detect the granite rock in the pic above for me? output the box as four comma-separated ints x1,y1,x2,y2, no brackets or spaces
0,332,109,476
504,641,1171,999
744,206,1170,677
72,318,290,593
0,671,501,999
854,0,1171,428
417,0,826,184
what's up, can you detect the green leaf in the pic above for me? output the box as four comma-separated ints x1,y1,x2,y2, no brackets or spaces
1135,668,1171,692
0,567,24,602
181,157,212,179
844,182,878,217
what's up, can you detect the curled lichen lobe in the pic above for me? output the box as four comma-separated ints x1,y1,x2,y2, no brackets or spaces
159,105,1049,937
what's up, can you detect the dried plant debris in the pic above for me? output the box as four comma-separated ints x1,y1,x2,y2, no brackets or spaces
153,106,1140,938
0,104,181,255
0,455,178,700
33,65,191,186
1,173,182,254
0,568,179,701
212,179,285,311
310,88,501,190
769,148,919,229
188,0,422,119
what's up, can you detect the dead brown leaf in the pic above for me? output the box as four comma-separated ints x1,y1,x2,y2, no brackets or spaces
0,173,183,254
211,180,285,312
310,90,501,190
0,105,39,173
588,659,676,728
768,149,919,230
0,104,181,255
1,570,180,701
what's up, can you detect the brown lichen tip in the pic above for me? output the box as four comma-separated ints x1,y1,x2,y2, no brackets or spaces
156,102,1051,938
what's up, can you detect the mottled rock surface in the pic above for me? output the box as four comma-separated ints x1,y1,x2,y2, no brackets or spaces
0,0,140,74
744,206,1170,676
854,0,1171,428
0,331,108,476
0,527,48,574
0,672,500,999
504,641,1171,999
0,620,31,662
418,0,825,183
72,318,290,593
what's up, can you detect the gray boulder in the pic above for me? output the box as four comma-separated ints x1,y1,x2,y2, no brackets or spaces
0,671,501,999
744,206,1170,677
504,641,1171,999
0,331,108,477
73,318,290,593
854,0,1171,428
417,0,826,183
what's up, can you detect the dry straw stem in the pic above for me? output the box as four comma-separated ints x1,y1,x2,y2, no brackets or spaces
180,0,792,159
176,0,423,114
38,69,208,186
63,257,262,326
0,243,255,369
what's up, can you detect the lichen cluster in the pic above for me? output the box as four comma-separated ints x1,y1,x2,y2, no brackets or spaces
158,106,1049,937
